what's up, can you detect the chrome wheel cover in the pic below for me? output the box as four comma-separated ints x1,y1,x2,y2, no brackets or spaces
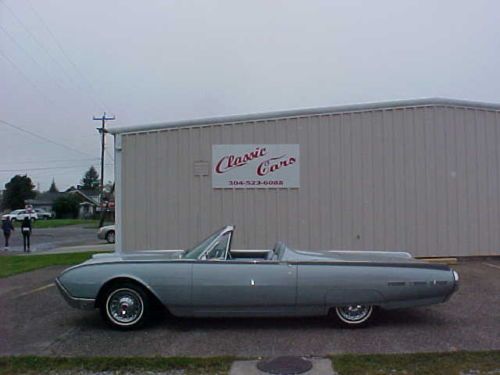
336,304,373,324
106,288,144,326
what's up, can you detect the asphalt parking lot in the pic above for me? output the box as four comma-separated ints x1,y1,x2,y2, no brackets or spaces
0,260,499,357
3,225,101,253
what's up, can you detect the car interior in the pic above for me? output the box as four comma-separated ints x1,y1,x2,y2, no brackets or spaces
228,241,288,261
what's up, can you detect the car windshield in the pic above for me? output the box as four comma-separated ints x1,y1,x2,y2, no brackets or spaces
182,227,226,259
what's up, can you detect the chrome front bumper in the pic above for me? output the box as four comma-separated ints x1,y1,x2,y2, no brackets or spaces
55,277,95,310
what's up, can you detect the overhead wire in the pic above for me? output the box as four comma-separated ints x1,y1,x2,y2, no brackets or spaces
0,1,117,186
0,0,107,113
24,0,112,114
0,157,99,165
0,49,58,105
0,164,112,173
0,119,95,158
0,23,69,92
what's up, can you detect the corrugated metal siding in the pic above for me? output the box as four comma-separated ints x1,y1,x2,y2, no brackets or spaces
119,105,500,257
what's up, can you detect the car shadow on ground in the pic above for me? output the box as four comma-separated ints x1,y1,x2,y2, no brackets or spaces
70,306,447,332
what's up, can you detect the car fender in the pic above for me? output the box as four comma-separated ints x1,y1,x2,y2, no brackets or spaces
97,273,163,304
325,289,385,306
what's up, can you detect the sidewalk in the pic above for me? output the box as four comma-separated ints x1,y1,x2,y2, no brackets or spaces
2,243,115,255
41,244,114,254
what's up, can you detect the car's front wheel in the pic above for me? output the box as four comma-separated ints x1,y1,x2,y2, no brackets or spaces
101,283,149,329
334,304,374,327
105,230,115,244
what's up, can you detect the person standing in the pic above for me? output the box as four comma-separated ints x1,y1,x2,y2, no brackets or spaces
21,217,32,253
2,218,14,251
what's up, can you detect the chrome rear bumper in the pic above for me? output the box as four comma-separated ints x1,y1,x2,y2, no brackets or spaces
55,277,95,310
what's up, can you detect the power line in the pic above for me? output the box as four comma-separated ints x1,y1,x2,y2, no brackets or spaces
25,0,111,113
0,27,72,100
1,2,72,83
0,119,95,158
0,23,69,92
0,0,107,113
0,164,112,173
0,157,99,166
0,49,57,105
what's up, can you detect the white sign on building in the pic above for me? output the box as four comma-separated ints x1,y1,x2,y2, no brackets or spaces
212,144,300,188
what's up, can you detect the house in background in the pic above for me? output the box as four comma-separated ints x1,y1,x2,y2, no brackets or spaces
66,187,100,219
26,191,64,212
65,186,115,219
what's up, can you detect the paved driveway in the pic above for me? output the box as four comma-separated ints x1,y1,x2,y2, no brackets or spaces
0,260,498,357
3,225,101,253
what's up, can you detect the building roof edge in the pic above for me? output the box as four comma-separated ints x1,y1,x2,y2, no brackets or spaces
109,97,500,135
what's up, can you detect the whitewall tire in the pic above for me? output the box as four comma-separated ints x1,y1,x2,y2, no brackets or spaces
101,283,149,329
335,304,374,327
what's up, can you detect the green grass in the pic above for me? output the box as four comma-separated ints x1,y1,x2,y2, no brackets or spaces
332,351,500,375
12,219,98,229
0,356,235,375
0,352,498,375
0,251,104,278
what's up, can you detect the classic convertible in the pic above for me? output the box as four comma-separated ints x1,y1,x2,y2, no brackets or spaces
56,225,459,329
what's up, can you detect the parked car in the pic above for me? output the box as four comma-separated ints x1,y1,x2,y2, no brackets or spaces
97,225,115,243
1,209,38,222
56,225,459,329
34,208,54,220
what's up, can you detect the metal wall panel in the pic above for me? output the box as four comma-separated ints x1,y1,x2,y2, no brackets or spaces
118,105,500,257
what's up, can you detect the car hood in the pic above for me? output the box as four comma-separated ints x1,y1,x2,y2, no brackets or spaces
85,250,186,264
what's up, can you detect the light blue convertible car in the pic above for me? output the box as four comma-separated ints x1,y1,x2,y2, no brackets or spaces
56,225,459,329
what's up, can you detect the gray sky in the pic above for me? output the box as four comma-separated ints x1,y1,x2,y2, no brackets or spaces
1,0,499,192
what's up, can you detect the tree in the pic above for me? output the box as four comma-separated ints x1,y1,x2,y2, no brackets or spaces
81,166,99,191
1,175,36,210
48,178,59,193
52,194,82,219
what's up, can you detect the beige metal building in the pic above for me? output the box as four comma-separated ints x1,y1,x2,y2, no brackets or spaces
110,98,500,257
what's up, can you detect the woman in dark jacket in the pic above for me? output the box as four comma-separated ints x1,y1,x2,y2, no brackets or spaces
21,217,32,253
2,218,14,251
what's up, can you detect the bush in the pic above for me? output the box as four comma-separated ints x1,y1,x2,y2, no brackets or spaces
52,195,81,219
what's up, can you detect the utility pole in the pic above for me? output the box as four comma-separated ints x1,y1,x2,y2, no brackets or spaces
93,112,115,203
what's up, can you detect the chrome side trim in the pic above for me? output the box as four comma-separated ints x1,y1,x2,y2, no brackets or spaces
57,259,452,271
55,277,95,310
452,269,460,292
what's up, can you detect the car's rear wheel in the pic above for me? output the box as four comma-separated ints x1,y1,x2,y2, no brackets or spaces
10,218,16,223
101,283,149,329
334,304,374,327
105,230,115,243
